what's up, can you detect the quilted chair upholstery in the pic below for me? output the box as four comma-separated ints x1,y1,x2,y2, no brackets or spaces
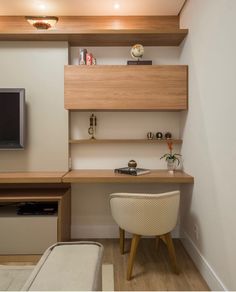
110,190,180,280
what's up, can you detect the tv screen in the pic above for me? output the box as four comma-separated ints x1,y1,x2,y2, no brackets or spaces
0,88,25,149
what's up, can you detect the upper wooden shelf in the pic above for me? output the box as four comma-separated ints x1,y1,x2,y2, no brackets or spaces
62,169,194,184
0,172,66,184
69,139,182,144
0,16,188,46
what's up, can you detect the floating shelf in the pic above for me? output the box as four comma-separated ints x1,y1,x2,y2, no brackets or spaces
0,16,188,46
69,139,182,144
62,169,194,184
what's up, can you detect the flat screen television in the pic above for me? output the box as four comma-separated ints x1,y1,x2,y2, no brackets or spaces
0,88,25,149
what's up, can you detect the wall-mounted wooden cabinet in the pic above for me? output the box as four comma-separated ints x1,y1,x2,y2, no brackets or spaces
64,65,188,111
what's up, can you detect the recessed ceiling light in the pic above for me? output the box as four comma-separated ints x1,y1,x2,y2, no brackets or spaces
38,3,46,10
113,3,120,10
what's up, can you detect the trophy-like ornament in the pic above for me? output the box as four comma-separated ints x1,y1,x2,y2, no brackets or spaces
88,114,97,139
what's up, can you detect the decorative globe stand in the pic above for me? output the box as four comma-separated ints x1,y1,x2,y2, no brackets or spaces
127,44,152,65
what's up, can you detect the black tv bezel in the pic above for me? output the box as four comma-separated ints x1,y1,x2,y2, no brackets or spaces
0,88,25,150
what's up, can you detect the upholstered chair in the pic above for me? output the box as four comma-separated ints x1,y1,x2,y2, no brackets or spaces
110,190,180,280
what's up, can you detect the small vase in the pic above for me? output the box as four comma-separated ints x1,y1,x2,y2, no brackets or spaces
167,158,175,173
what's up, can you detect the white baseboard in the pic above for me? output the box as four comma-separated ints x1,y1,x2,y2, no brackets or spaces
71,224,180,239
181,231,227,291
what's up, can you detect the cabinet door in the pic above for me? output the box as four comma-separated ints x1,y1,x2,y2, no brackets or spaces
64,65,188,111
0,216,57,254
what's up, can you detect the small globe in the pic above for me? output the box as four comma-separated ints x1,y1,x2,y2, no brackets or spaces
130,44,144,59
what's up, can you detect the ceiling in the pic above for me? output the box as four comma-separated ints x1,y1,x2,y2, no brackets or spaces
0,0,186,16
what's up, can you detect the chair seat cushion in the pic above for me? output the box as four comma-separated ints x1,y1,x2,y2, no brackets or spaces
22,242,103,291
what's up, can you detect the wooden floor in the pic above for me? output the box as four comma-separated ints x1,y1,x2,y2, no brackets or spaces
97,238,209,291
0,238,209,291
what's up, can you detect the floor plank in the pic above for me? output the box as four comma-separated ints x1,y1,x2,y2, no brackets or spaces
0,238,209,291
97,238,209,291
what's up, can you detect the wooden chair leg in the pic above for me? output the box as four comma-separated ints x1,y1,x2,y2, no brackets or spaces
164,232,179,274
160,234,167,245
127,234,140,281
119,227,125,254
155,236,160,251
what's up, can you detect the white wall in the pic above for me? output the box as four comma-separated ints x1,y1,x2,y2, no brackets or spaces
0,42,68,171
70,47,183,238
180,0,236,290
71,112,181,169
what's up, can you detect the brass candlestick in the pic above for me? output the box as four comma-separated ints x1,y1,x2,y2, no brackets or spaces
88,114,97,139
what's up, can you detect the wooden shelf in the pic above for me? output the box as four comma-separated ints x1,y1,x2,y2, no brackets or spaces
0,188,68,202
0,16,188,46
69,139,182,144
62,169,194,184
0,172,67,184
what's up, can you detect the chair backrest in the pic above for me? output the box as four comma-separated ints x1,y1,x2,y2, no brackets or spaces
110,191,180,236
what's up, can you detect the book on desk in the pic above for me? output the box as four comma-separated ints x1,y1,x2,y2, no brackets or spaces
114,167,151,176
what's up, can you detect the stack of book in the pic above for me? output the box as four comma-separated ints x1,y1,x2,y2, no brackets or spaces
114,167,151,176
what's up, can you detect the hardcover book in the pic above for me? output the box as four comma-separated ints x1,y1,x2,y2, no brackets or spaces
114,167,151,176
127,60,152,65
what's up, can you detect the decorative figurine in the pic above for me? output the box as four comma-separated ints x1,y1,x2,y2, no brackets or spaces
147,132,154,140
86,53,93,65
165,132,172,139
79,48,87,65
156,132,163,139
92,57,96,65
128,160,137,169
88,113,97,139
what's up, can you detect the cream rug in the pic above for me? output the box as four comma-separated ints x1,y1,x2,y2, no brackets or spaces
0,264,114,291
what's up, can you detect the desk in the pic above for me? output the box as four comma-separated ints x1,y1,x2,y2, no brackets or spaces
62,169,194,184
0,170,192,261
0,170,194,184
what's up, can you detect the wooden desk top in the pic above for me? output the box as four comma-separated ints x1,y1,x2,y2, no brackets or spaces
0,172,66,184
62,169,194,184
0,170,194,184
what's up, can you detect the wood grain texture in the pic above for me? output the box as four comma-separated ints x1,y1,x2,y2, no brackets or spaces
119,228,125,255
127,234,141,280
79,239,210,291
0,183,71,189
62,169,194,184
64,65,188,111
0,16,188,46
0,188,67,201
0,239,209,291
0,255,41,264
69,139,183,144
0,172,66,184
164,232,179,274
57,188,71,241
